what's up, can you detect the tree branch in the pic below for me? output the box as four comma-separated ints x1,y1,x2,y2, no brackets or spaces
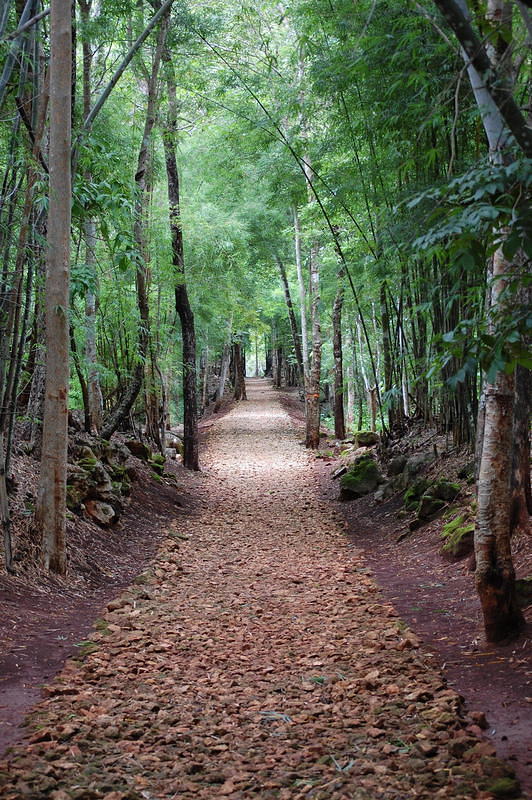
431,0,532,157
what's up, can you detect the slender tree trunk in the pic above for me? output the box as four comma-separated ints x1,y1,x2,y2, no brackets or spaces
511,364,531,533
82,212,103,434
276,255,304,385
332,269,345,440
293,206,308,381
345,326,355,430
305,243,321,448
102,19,167,441
163,57,199,470
35,0,71,574
380,281,396,429
78,1,103,433
216,317,233,406
201,343,209,412
356,316,376,431
233,342,247,400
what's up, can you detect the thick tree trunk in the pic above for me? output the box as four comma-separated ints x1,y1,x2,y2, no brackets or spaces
475,247,525,642
35,0,71,575
163,56,199,471
305,243,321,448
332,270,345,440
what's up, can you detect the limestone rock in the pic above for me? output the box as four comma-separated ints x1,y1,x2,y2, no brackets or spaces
125,440,151,460
375,482,395,502
84,500,117,527
417,494,446,520
403,479,430,510
340,455,384,500
388,455,407,476
431,479,460,502
355,431,380,447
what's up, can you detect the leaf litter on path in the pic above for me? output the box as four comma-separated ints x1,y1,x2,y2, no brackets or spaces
0,380,522,799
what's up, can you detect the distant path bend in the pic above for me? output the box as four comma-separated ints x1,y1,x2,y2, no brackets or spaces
0,379,518,799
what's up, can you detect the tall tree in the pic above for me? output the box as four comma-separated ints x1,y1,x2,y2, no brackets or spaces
432,0,527,640
35,0,71,574
163,55,199,470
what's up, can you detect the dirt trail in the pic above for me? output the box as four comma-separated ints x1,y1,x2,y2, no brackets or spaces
0,380,521,798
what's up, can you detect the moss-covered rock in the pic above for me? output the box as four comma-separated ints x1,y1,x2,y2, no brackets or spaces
404,479,430,511
418,494,446,520
149,452,166,475
355,430,380,447
431,479,460,502
485,776,521,798
66,465,91,511
388,455,407,475
340,455,383,500
440,513,475,559
125,440,151,460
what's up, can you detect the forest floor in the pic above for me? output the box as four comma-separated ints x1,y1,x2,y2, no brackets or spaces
0,378,529,799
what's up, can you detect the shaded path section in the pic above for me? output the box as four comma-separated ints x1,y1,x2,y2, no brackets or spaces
0,380,519,798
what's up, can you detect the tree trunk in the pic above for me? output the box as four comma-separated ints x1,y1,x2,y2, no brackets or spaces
163,55,199,471
84,223,103,433
475,246,525,642
201,344,209,413
35,0,71,575
345,327,355,430
305,243,321,448
332,269,345,440
102,18,167,441
511,364,531,533
0,432,14,572
276,255,304,385
233,342,247,400
293,205,309,399
216,319,232,406
78,1,103,434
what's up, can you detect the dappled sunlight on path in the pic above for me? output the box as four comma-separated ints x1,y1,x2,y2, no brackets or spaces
0,379,516,799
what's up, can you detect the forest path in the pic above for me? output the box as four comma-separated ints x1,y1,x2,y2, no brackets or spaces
0,380,517,799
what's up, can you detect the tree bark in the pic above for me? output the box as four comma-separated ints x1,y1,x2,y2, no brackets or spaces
332,270,345,440
79,0,103,434
233,342,247,400
276,255,304,385
475,246,525,641
216,317,233,406
431,0,532,157
163,53,199,470
35,0,71,575
293,206,309,382
102,17,167,442
305,243,321,448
